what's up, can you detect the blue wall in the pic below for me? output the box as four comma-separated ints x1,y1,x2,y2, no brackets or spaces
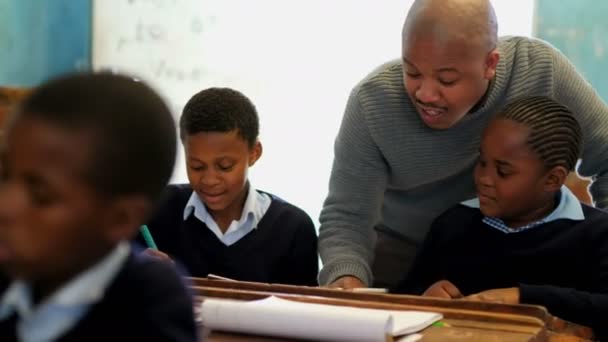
0,0,91,87
535,0,608,102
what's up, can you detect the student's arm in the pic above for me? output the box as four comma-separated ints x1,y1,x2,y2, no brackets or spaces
318,87,388,287
551,43,608,208
142,248,173,263
138,260,198,341
282,213,319,286
134,219,174,263
392,213,450,295
520,221,608,337
468,219,608,337
144,283,198,341
134,185,184,257
518,285,608,337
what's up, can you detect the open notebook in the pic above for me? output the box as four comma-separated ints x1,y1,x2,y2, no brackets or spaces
200,296,442,341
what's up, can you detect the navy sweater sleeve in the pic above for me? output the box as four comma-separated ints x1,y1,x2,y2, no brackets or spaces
136,184,191,255
131,256,198,341
280,211,319,286
392,210,453,294
520,284,608,340
519,215,608,339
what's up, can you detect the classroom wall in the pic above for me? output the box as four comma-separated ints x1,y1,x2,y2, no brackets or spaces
0,0,604,224
4,0,604,96
535,0,608,102
91,0,535,225
0,0,91,87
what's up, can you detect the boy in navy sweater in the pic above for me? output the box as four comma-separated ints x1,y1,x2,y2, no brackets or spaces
0,73,197,341
393,96,608,339
140,87,318,285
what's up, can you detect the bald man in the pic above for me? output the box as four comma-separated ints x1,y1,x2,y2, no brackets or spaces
319,0,608,289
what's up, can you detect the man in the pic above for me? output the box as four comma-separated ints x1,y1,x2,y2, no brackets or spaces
319,0,608,289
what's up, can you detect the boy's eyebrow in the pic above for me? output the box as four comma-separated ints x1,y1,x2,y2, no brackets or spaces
22,172,51,189
479,149,513,166
187,156,203,162
187,156,237,162
495,160,512,167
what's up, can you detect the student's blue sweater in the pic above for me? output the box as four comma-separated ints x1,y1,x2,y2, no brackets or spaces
393,204,608,340
139,184,319,286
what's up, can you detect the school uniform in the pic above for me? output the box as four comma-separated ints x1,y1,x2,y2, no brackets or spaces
0,242,197,341
393,187,608,339
139,183,319,286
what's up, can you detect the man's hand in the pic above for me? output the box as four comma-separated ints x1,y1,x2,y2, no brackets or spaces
423,280,463,299
464,287,520,304
327,276,366,290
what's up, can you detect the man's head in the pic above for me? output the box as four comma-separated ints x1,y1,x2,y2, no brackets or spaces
402,0,500,129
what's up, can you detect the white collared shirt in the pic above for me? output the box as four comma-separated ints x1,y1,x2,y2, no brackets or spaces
183,183,271,246
461,186,585,233
0,242,130,342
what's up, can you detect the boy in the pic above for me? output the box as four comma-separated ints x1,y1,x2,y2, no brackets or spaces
140,87,318,286
0,73,197,341
393,96,608,339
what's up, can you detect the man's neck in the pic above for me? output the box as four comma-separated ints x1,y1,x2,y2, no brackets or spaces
469,78,494,114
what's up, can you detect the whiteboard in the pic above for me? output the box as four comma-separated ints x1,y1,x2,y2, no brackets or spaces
93,0,274,187
93,0,268,112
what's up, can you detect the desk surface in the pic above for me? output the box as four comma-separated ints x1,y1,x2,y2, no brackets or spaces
190,278,593,342
202,324,546,342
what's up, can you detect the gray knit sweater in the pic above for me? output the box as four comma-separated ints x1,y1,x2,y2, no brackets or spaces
318,36,608,286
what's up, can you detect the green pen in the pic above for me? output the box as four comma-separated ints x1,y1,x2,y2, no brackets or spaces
431,321,449,327
140,224,158,250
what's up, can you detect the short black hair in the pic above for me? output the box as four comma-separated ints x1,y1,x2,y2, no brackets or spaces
14,72,176,201
498,96,582,171
179,87,259,147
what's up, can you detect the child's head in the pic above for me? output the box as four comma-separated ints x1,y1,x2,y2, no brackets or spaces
0,72,176,285
179,88,261,218
475,96,582,227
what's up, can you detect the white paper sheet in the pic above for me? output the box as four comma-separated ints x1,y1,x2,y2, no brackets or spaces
200,296,442,341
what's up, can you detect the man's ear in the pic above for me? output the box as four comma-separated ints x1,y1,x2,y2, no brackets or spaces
484,48,500,80
248,140,262,167
544,166,568,193
101,196,150,244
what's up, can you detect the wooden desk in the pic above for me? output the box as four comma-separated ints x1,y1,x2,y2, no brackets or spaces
203,327,545,342
189,278,594,342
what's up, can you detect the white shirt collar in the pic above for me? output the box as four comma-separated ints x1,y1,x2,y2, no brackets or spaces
0,242,130,342
183,183,271,246
461,186,585,233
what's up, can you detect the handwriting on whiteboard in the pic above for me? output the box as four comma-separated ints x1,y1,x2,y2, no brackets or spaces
93,0,217,84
